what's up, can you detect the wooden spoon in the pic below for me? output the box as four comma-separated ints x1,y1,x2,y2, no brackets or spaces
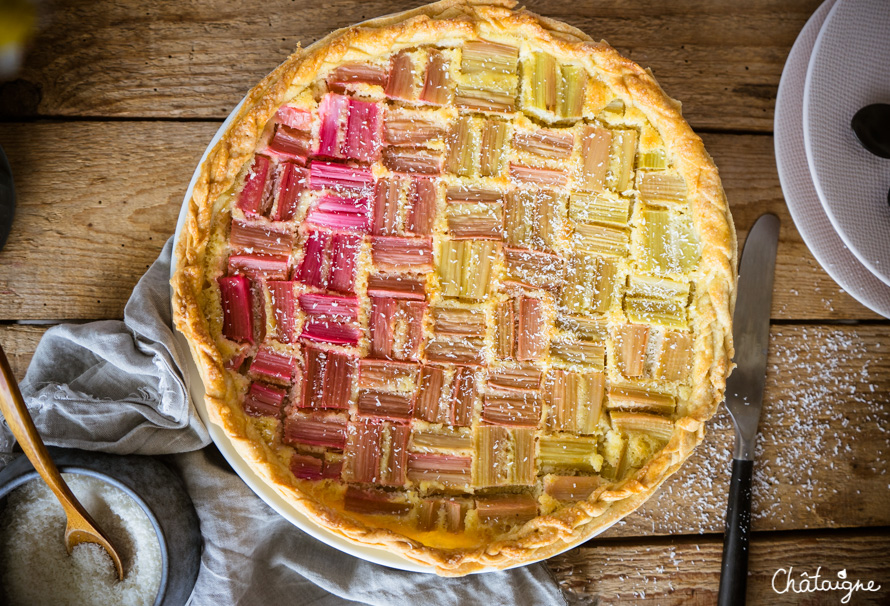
0,344,124,580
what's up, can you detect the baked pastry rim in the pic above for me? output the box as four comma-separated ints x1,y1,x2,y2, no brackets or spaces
170,0,737,576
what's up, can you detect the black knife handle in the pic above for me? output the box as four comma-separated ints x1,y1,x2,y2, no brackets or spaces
718,458,754,606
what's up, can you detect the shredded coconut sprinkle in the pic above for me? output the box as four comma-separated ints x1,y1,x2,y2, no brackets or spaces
0,474,163,606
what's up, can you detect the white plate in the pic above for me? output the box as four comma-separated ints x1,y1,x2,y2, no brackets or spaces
169,96,616,574
776,0,890,317
802,0,890,286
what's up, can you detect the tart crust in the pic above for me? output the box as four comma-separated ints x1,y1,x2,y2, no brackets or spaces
171,0,736,575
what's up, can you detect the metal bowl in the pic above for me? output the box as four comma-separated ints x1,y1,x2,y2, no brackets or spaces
0,447,202,606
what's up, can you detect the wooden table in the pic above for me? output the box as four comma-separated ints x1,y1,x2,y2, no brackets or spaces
1,1,887,602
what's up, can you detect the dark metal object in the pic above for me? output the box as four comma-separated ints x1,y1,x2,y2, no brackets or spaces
851,103,890,159
851,104,890,207
717,213,780,606
0,145,14,253
0,448,203,606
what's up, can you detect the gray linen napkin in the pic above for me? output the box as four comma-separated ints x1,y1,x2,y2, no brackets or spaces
0,238,567,606
176,448,567,606
1,238,209,455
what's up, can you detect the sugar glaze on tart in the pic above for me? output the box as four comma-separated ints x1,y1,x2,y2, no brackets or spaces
172,0,736,575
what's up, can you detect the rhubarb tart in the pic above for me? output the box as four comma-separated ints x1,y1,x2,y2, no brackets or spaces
171,0,736,575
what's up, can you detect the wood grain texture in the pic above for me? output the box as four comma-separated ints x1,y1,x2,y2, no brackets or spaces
0,326,43,381
0,0,820,131
703,134,884,321
0,121,218,321
608,324,890,538
2,323,887,537
548,530,890,604
0,122,880,320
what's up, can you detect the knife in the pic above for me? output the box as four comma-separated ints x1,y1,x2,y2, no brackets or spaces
717,213,780,606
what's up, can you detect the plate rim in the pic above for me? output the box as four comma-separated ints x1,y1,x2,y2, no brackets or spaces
775,0,890,318
801,0,890,287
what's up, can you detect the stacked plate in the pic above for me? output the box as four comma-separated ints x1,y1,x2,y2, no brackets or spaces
775,0,890,317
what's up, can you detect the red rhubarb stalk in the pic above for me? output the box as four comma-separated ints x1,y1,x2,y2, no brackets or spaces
370,236,434,271
385,51,415,100
290,453,325,479
329,233,361,293
343,486,411,515
414,365,445,422
275,105,312,130
243,381,286,417
383,424,410,486
227,253,290,281
516,296,547,361
369,297,396,358
306,193,371,233
309,161,375,192
365,274,426,300
373,178,401,236
249,348,298,384
218,275,254,344
229,220,293,256
301,318,361,346
302,347,355,410
306,208,370,232
475,494,538,521
407,453,471,486
284,413,348,449
296,231,331,288
314,193,371,214
419,49,451,105
346,421,383,483
267,280,296,343
343,98,382,163
356,391,414,420
237,154,272,217
272,163,308,222
267,125,311,165
299,292,359,319
406,177,436,234
316,93,349,159
402,301,425,361
327,63,388,92
450,366,477,427
324,351,356,410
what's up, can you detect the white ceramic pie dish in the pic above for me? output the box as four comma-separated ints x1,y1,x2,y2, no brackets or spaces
168,93,618,574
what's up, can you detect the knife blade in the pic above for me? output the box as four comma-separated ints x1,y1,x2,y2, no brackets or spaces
726,212,781,461
717,213,780,606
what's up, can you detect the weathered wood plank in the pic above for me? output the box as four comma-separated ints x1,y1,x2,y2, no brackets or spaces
0,121,218,321
3,323,887,537
548,531,890,605
0,325,44,380
0,122,878,320
0,0,820,131
607,324,890,538
701,133,885,321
